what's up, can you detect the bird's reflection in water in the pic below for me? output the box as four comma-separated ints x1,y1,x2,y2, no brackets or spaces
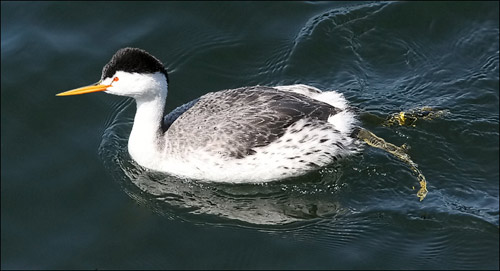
122,165,347,225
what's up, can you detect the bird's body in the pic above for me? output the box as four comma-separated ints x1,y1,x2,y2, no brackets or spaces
153,85,359,182
58,48,361,183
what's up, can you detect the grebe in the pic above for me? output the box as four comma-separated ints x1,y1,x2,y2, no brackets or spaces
57,47,428,200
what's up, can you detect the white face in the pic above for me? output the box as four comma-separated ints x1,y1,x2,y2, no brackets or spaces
103,71,168,99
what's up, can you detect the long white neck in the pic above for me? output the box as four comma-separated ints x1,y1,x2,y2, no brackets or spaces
127,84,168,169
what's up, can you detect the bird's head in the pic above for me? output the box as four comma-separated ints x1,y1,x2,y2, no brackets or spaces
57,47,169,99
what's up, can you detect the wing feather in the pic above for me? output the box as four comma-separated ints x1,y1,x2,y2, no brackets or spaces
165,86,340,159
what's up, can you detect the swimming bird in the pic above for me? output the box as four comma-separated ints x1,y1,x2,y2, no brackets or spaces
56,48,368,183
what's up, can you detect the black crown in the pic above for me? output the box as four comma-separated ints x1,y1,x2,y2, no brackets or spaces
101,48,169,83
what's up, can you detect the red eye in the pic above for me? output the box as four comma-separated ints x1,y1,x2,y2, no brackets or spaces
113,77,119,82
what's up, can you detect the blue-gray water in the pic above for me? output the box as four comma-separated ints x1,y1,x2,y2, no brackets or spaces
1,1,499,269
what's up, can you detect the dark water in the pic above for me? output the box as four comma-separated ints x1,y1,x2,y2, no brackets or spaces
2,1,499,269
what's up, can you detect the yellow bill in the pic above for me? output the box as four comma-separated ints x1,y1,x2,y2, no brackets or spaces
56,82,111,96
